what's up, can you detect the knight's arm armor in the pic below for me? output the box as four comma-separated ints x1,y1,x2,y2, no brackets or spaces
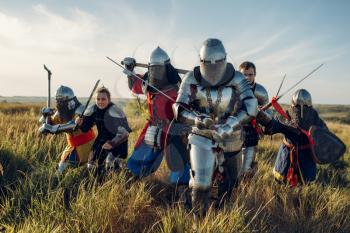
38,107,55,124
109,126,129,147
173,72,197,124
254,84,274,128
106,105,132,148
216,72,258,138
39,105,87,134
254,82,273,116
79,105,97,132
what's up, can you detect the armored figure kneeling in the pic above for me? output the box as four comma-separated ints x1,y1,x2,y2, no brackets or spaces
77,87,131,177
122,47,190,189
261,89,344,186
38,86,95,174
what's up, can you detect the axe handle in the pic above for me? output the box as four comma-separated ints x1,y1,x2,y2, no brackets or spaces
123,61,190,75
43,64,52,109
261,102,273,111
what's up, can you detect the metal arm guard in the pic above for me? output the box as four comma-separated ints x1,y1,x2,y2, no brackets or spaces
254,82,273,119
256,109,273,127
172,71,198,125
39,121,77,135
254,83,269,107
109,127,129,147
172,102,197,125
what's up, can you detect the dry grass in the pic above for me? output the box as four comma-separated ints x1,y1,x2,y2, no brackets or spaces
0,103,349,233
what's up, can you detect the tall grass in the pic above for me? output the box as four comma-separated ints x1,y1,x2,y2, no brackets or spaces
0,103,349,232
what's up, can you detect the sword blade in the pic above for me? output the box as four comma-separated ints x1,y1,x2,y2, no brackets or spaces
279,64,324,99
80,79,100,117
276,74,286,97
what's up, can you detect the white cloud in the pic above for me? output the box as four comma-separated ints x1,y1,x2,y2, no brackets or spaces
0,3,349,104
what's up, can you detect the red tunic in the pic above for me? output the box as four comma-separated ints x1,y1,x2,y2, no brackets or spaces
131,75,178,149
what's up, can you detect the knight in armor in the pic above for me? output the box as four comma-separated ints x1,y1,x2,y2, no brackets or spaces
173,38,258,216
261,89,328,186
76,87,131,177
122,47,190,187
239,61,271,174
39,85,96,174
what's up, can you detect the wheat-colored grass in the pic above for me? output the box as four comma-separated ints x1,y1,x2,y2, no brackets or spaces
0,103,349,232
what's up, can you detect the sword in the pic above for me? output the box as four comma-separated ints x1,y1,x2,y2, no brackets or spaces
279,64,324,100
275,74,286,97
80,79,101,118
73,79,100,131
120,60,190,75
261,64,324,111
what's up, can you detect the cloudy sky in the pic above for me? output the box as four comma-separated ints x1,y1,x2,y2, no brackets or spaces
0,0,349,104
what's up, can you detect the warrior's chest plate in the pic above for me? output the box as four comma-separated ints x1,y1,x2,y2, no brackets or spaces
192,85,238,121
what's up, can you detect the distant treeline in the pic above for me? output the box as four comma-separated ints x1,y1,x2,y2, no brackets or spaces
1,98,349,124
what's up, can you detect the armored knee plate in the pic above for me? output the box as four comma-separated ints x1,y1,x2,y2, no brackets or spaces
188,134,217,191
57,161,68,174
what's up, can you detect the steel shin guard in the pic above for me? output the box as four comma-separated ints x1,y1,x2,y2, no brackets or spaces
105,153,116,170
188,134,217,190
242,146,256,172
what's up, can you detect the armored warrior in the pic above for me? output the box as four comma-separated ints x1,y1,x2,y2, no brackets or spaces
239,61,271,173
39,86,96,174
173,38,258,215
76,87,131,176
262,89,330,186
122,47,190,185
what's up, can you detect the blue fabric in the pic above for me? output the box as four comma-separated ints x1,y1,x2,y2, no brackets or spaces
274,144,317,182
128,142,191,183
127,142,163,177
66,149,79,166
168,163,190,185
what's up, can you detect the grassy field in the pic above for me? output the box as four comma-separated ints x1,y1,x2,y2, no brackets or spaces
0,101,349,233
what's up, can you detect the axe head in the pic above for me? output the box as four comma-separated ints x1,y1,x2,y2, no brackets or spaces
43,64,52,75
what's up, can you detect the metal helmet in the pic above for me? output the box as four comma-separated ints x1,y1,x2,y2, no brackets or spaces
199,38,227,86
148,47,171,89
149,46,170,66
291,89,312,107
55,85,75,101
55,85,80,121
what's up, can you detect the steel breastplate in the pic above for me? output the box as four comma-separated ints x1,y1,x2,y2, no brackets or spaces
193,85,238,123
191,84,244,152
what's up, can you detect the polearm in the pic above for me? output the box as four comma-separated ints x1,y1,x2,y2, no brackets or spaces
261,64,324,111
120,60,190,75
43,65,52,109
106,56,200,117
43,64,52,124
